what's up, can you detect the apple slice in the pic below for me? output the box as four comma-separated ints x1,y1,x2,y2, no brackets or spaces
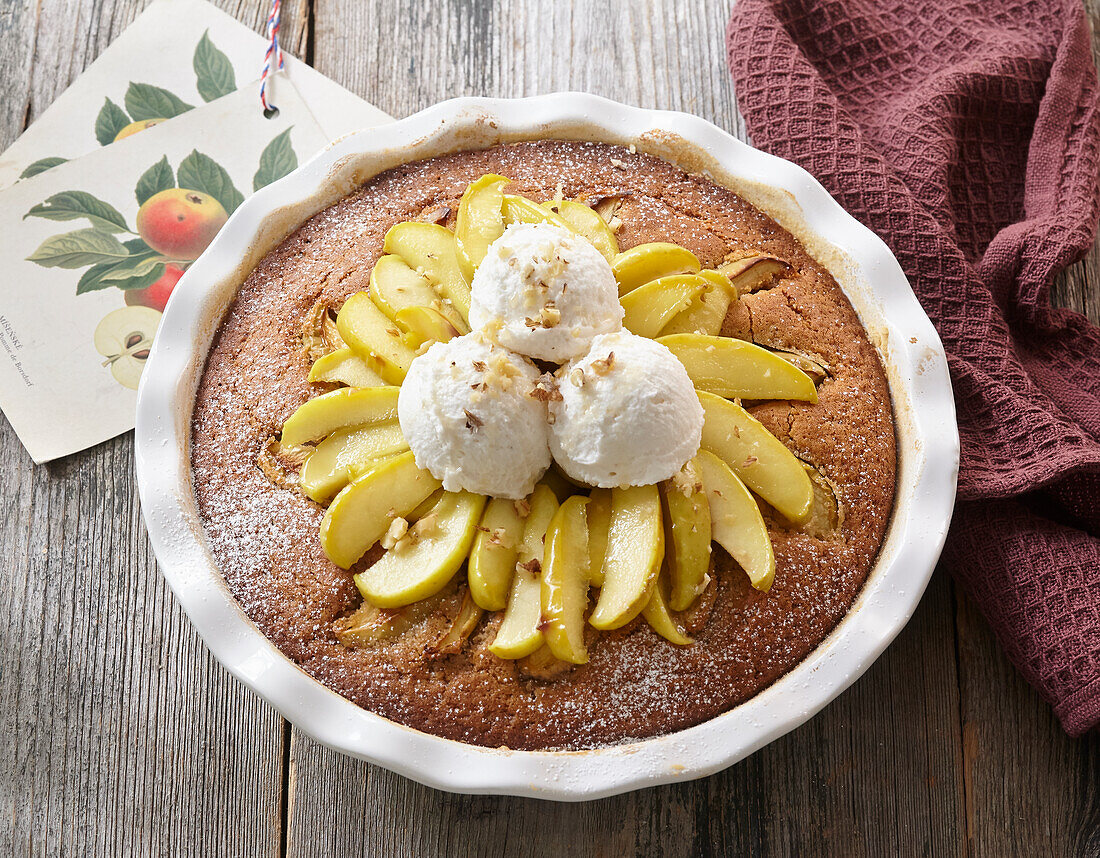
468,496,526,611
430,587,484,656
308,348,387,388
489,484,558,659
280,385,399,447
612,242,700,295
336,292,417,384
660,270,736,336
642,573,693,645
395,305,462,347
298,421,408,502
694,449,775,591
501,194,575,232
658,333,818,402
455,174,508,279
383,222,472,322
589,484,664,630
370,253,467,332
719,253,789,295
661,457,713,611
541,495,591,664
545,198,619,262
620,274,707,338
586,488,612,587
698,390,813,524
320,450,442,569
354,490,487,608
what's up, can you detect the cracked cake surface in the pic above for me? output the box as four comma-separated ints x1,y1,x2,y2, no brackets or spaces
190,140,896,750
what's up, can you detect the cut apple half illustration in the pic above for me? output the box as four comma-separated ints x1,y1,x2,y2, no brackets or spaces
93,306,161,390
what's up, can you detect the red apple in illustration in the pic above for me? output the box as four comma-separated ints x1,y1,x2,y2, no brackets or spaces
113,118,168,141
136,188,228,261
125,263,185,312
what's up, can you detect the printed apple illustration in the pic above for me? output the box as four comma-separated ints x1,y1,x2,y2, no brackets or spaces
113,118,167,141
93,306,162,390
125,263,184,312
136,188,228,261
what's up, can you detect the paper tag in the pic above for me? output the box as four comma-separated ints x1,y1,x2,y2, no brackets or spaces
0,0,391,189
0,83,330,463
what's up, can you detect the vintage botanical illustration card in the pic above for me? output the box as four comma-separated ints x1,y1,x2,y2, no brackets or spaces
0,0,390,189
0,84,329,463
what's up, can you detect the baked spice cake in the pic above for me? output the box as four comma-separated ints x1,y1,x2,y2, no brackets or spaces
190,140,896,750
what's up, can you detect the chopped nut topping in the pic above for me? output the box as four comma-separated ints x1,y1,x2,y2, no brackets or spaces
569,367,586,388
742,455,759,467
412,512,438,538
489,527,511,548
463,409,483,431
540,303,561,327
590,351,615,375
381,516,409,550
470,381,488,391
529,373,563,402
518,558,542,575
524,316,539,329
472,360,487,372
513,498,532,518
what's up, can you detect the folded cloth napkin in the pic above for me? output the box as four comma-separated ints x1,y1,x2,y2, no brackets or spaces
728,0,1100,734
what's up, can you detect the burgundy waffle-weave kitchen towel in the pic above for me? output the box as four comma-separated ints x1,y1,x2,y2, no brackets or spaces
728,0,1100,734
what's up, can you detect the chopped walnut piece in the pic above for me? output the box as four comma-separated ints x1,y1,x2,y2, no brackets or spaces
524,316,540,329
539,303,561,328
569,367,586,388
590,351,615,375
530,373,563,403
742,455,759,467
518,558,542,575
381,516,409,550
463,409,483,431
472,360,488,372
513,498,532,518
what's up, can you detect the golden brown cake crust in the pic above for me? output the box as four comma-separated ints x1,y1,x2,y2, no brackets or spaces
190,140,896,750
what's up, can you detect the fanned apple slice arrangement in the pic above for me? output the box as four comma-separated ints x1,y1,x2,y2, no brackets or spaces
273,175,830,667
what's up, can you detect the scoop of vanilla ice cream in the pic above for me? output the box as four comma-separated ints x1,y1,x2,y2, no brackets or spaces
398,331,552,499
469,222,623,361
549,331,704,488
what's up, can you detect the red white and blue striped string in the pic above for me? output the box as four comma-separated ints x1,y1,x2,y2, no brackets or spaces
259,0,284,114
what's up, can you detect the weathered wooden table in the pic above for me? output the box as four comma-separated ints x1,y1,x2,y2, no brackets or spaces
2,1,1098,855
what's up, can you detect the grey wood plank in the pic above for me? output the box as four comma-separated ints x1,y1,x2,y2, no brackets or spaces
0,1,308,855
290,2,967,855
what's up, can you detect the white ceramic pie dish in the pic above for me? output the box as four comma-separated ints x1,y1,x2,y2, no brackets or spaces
134,93,958,800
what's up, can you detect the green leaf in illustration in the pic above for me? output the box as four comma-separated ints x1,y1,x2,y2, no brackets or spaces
19,157,69,179
135,156,176,206
95,97,131,146
97,250,165,283
177,149,244,214
76,259,164,294
253,128,297,191
125,83,194,122
193,31,236,102
24,191,130,233
27,228,129,269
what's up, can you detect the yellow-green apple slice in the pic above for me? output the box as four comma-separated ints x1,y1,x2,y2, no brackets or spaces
545,199,619,262
369,254,467,332
501,194,575,232
642,573,693,645
336,292,417,384
431,587,484,655
308,348,388,388
586,488,612,587
489,484,558,659
698,390,813,523
589,484,664,630
660,457,713,611
468,496,526,611
354,490,487,608
394,305,462,347
612,242,700,295
455,174,508,279
658,333,818,402
694,449,775,590
298,421,408,502
620,274,707,338
280,385,400,447
383,222,472,322
660,269,736,336
540,495,591,664
320,450,442,569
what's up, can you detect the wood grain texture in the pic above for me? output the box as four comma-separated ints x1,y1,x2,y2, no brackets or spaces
0,3,306,856
0,0,1098,856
